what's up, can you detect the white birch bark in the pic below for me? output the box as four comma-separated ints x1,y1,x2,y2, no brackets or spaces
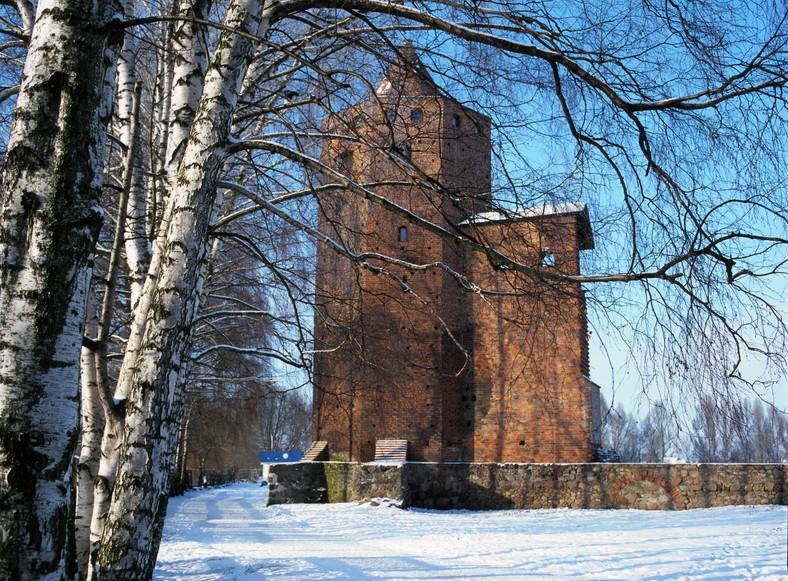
117,0,150,310
85,0,213,559
75,287,101,580
150,0,187,200
85,8,214,572
84,83,143,581
165,0,212,174
13,0,35,38
116,0,213,395
0,1,121,578
149,33,174,236
94,1,269,578
123,155,150,310
79,15,140,578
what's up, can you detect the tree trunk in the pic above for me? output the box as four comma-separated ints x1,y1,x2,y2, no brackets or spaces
117,0,151,310
75,290,101,580
13,0,35,38
0,1,122,578
115,0,213,396
165,0,213,174
87,4,214,576
94,1,268,578
84,82,144,581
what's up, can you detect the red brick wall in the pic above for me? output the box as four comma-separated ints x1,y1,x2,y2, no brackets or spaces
463,216,594,462
313,54,594,463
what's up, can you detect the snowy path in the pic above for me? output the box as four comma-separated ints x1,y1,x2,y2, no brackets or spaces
154,482,787,580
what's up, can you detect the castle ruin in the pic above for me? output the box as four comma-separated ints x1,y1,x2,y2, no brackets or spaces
312,46,601,463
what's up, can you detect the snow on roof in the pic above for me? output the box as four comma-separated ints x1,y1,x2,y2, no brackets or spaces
459,201,594,250
375,78,392,96
459,202,588,225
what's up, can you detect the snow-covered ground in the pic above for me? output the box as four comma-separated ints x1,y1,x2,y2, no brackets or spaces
154,482,787,580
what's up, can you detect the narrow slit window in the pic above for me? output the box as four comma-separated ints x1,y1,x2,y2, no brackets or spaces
399,226,407,242
451,114,461,128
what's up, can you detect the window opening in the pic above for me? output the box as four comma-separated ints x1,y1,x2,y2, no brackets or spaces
399,226,407,242
335,150,353,172
451,114,461,128
410,109,423,122
540,248,555,267
386,109,396,121
396,140,412,159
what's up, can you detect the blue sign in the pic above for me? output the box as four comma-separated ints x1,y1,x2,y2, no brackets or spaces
259,450,304,463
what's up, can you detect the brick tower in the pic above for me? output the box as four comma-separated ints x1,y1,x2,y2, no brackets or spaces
312,46,600,463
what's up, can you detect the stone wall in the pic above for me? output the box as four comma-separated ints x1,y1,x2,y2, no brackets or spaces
268,462,787,510
268,462,407,505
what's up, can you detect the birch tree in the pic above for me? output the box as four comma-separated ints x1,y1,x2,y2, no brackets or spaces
0,0,122,578
92,1,272,577
80,3,215,575
687,395,788,462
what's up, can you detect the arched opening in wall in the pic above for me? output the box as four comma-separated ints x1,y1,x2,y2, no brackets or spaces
399,226,407,242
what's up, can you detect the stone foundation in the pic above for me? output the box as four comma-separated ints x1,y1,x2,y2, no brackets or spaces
267,462,787,510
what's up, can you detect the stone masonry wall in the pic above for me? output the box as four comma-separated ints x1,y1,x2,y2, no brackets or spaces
268,462,787,510
268,462,408,505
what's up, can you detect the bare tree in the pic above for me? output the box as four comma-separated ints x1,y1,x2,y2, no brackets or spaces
176,221,311,487
688,395,788,462
641,402,678,463
601,397,645,462
750,401,788,462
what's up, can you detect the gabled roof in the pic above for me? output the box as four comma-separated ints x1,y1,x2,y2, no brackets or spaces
375,40,438,98
460,202,595,250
